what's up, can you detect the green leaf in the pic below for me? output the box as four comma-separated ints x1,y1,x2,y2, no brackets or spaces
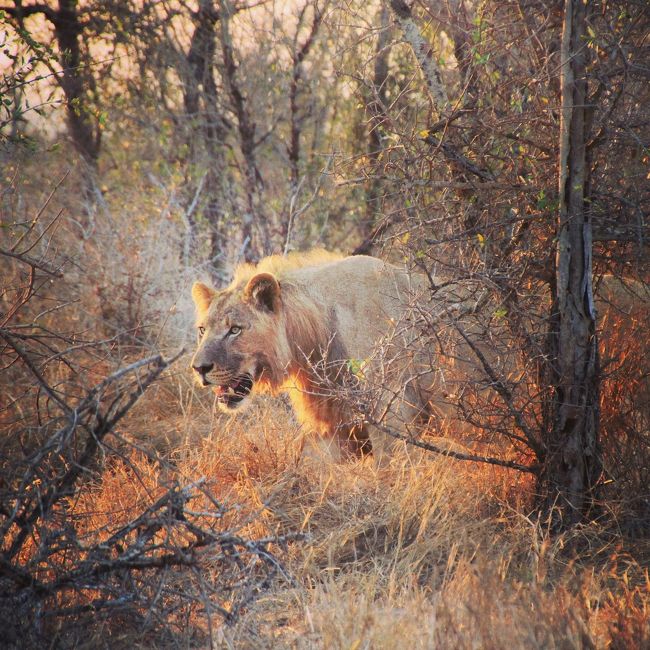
347,358,366,378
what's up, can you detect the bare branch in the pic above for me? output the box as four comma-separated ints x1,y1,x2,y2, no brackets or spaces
452,323,545,458
0,246,64,278
371,419,538,473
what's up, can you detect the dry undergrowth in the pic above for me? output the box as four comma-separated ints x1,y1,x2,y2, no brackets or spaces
2,166,648,648
72,376,648,649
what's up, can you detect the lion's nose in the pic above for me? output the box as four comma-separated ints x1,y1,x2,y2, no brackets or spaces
193,363,214,378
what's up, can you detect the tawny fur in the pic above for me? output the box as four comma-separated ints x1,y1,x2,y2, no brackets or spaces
191,252,650,460
191,251,434,456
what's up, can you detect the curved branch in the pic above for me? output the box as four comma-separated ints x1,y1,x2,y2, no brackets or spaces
0,3,57,22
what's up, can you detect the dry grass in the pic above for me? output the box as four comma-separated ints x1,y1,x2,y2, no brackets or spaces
73,375,647,649
2,149,648,649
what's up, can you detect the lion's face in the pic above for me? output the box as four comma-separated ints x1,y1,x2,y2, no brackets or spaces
190,273,283,412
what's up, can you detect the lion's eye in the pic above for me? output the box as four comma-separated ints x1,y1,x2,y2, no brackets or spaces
228,325,242,337
197,326,206,340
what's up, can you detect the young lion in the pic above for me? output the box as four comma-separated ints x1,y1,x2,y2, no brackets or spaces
190,250,461,459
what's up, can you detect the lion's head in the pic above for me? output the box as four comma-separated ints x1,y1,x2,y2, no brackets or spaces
190,272,289,412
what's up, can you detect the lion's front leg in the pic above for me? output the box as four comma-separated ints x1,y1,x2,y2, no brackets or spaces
336,421,372,457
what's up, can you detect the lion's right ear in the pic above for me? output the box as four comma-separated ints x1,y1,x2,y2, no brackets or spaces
244,272,280,313
192,282,216,313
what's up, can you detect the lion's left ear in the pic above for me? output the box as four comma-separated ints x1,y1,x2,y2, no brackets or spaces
244,273,280,313
192,282,217,313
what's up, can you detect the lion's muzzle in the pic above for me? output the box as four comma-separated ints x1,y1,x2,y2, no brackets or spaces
192,363,214,386
192,358,255,410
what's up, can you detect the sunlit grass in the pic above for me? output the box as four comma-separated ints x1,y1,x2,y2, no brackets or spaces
63,374,649,648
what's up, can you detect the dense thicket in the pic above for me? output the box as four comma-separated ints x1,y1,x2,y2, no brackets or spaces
1,0,648,644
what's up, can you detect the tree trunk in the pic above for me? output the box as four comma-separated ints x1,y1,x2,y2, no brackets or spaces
283,3,325,250
362,6,391,250
7,0,102,206
541,0,600,528
53,0,101,167
183,0,229,274
219,0,269,261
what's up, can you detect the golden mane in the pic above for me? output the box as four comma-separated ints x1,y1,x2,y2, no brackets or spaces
229,250,350,433
229,249,343,289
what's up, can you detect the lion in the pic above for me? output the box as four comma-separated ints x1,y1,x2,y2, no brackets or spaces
190,250,650,462
190,250,464,459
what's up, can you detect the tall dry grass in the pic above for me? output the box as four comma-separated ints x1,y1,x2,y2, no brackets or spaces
75,371,647,648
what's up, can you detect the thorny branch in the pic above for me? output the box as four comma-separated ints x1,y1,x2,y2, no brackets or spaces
374,419,538,474
0,343,303,635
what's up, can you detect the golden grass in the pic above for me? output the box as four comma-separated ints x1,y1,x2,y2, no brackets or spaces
3,160,647,646
66,376,648,649
3,117,648,650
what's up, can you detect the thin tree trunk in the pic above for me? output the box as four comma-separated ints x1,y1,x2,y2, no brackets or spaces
283,2,325,249
6,0,102,210
361,6,391,250
541,0,600,527
219,0,269,260
54,0,101,168
183,0,229,274
387,0,490,234
389,0,448,115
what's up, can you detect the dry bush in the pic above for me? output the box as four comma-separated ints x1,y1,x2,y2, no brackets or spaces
0,180,303,648
151,390,641,649
2,1,649,644
597,277,650,525
2,132,647,650
3,203,647,647
187,422,647,649
1,142,200,355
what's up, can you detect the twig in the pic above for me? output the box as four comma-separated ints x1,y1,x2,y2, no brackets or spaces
452,322,545,458
0,246,64,277
0,329,72,414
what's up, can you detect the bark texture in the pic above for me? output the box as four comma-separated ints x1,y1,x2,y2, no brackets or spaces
54,0,101,166
362,5,391,250
389,0,448,114
4,0,101,166
542,0,601,526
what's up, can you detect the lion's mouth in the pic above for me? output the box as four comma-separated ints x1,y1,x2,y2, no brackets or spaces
213,373,254,409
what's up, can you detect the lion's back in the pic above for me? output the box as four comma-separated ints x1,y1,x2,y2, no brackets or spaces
286,255,422,359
